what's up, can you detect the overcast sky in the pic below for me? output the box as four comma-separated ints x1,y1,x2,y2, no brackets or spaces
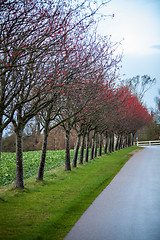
98,0,160,110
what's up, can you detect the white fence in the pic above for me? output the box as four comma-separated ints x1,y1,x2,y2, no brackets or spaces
135,140,160,146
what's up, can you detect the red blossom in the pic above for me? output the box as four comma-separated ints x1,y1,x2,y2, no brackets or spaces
6,63,10,68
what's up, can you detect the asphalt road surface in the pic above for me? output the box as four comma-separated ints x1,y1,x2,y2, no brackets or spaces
64,146,160,240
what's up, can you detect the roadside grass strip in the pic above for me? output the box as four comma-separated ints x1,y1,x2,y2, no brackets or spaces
0,146,140,240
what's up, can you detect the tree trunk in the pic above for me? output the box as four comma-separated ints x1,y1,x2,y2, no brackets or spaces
35,121,41,144
94,132,98,158
111,133,114,152
37,125,49,181
128,133,131,147
123,135,126,148
85,131,90,162
108,134,112,153
131,133,134,146
124,135,127,148
79,133,85,164
104,131,108,154
0,131,2,170
129,133,133,146
72,134,81,167
15,125,24,189
98,133,103,156
118,135,122,149
126,135,129,147
65,128,71,171
132,131,136,145
115,135,119,151
90,130,95,160
121,135,124,148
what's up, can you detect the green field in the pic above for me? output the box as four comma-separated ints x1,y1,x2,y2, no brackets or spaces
0,146,140,240
0,150,76,186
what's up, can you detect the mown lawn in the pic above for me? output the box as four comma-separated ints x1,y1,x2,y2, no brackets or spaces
0,146,140,240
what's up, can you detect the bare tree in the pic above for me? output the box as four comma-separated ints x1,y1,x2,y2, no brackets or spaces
125,75,156,101
154,90,160,123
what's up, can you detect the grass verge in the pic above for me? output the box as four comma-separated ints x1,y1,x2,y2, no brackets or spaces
0,146,140,240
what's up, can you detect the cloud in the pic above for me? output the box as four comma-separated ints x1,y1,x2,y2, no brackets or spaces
150,45,160,50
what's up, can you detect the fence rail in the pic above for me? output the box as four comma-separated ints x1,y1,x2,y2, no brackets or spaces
135,140,160,146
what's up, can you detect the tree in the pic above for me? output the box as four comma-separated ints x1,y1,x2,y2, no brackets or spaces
37,25,101,176
125,75,156,101
155,90,160,124
57,31,122,170
114,86,152,147
0,67,21,168
1,0,113,187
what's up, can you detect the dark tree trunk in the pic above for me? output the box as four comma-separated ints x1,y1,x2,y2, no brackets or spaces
104,131,108,154
85,131,90,162
65,128,71,171
124,135,127,148
108,134,112,153
79,133,85,164
94,132,98,158
72,134,81,167
123,135,126,148
131,133,134,146
98,133,103,156
128,133,131,147
126,135,129,147
15,124,24,189
111,133,114,152
37,124,49,181
119,135,122,149
0,131,2,170
115,135,119,151
90,130,95,160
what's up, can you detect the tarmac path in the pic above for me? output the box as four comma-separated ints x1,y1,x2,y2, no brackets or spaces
64,146,160,240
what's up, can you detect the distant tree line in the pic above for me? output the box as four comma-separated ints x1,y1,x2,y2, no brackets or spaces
2,126,77,152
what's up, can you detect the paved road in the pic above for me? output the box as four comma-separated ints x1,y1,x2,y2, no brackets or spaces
64,146,160,240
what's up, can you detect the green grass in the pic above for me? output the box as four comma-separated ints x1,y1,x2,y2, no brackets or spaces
0,146,140,240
